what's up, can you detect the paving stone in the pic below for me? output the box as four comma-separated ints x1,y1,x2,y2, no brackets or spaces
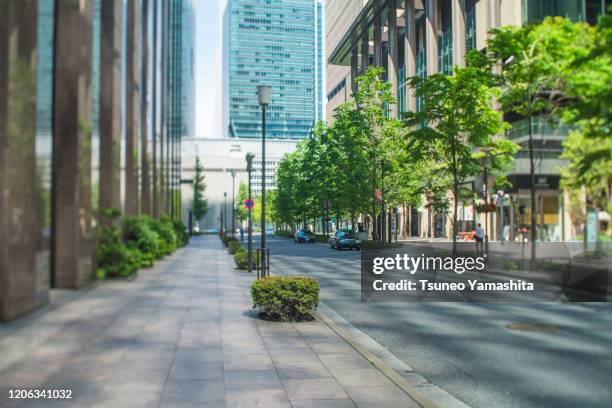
226,388,292,408
291,400,357,408
224,369,283,391
283,378,349,400
343,385,420,407
275,361,333,379
169,361,224,380
318,353,375,370
329,368,394,387
161,379,225,403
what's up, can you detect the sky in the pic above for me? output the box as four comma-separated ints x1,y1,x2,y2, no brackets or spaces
194,0,226,139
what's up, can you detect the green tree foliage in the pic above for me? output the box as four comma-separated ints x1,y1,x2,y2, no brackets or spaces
192,156,208,221
235,181,249,223
404,51,517,253
274,67,400,236
486,16,596,255
560,13,612,221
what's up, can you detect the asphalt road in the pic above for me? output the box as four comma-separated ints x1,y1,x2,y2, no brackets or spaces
254,234,612,408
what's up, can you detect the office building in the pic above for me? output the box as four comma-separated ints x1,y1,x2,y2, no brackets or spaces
315,0,326,121
180,138,300,231
325,0,609,241
227,0,316,139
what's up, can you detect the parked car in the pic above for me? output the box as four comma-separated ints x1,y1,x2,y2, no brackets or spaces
329,229,360,250
294,229,315,243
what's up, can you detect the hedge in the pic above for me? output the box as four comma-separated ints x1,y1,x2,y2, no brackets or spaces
96,209,187,279
228,240,241,255
234,248,259,270
251,276,319,321
274,230,293,238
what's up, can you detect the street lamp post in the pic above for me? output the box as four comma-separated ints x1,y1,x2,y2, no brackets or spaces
223,192,227,237
380,159,385,248
257,85,271,276
231,169,236,238
246,153,255,274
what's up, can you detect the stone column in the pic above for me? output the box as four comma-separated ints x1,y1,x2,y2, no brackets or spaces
52,0,95,289
151,0,159,217
361,31,369,73
351,46,358,92
160,0,168,216
425,0,438,75
125,0,141,216
373,18,382,67
141,0,151,215
0,0,42,319
99,0,122,215
405,0,417,111
452,0,466,68
388,0,399,118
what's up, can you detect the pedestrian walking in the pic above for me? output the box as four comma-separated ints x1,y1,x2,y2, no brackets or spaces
475,223,485,256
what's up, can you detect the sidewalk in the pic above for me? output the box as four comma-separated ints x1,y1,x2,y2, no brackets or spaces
0,235,421,407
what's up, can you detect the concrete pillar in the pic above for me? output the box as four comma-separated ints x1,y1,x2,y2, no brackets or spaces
388,0,399,118
351,46,358,91
52,0,95,289
141,0,151,215
99,0,122,214
160,0,168,216
373,19,382,67
125,0,141,215
452,0,466,68
489,0,501,30
425,0,438,75
0,0,44,319
361,31,369,73
405,0,417,111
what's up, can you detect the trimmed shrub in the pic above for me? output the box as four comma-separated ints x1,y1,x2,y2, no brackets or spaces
234,249,260,270
228,240,241,254
251,276,319,321
222,236,237,247
173,220,189,246
274,230,293,238
234,249,247,269
122,216,163,259
149,216,177,255
96,225,138,278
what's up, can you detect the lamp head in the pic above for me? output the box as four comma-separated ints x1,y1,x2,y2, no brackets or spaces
257,85,271,106
246,153,255,172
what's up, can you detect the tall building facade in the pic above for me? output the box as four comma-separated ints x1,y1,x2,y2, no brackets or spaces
325,0,608,242
227,0,316,139
0,0,194,320
315,0,326,121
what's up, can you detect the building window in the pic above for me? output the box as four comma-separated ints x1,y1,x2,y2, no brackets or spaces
465,0,476,51
437,0,453,75
522,0,586,23
415,14,427,116
397,66,406,115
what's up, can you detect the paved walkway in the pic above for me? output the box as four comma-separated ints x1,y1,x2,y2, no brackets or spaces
0,236,420,407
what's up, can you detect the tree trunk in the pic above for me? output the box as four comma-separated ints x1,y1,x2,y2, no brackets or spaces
528,114,537,268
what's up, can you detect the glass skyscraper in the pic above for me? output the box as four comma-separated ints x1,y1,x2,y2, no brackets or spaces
228,0,316,139
315,0,325,122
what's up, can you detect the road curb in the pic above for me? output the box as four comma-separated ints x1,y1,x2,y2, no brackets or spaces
314,309,440,408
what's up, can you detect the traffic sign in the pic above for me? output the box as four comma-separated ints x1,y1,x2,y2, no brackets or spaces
244,199,254,209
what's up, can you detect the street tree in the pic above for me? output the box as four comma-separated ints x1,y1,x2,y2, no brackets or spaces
560,13,611,237
404,51,516,254
486,16,594,263
192,156,208,222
